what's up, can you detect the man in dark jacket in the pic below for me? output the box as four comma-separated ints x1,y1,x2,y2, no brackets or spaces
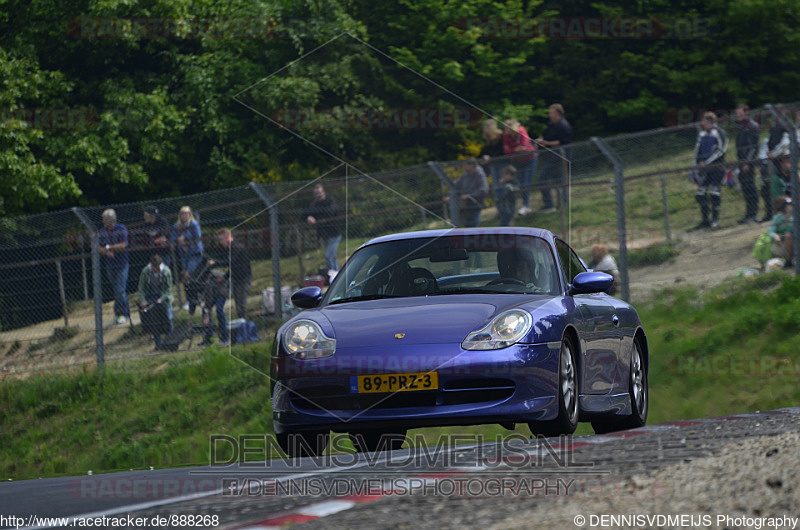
735,104,761,224
142,205,172,267
306,183,343,271
763,105,792,222
213,228,252,320
535,103,572,213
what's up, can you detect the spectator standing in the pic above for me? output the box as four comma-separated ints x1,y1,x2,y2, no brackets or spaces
762,105,792,223
306,183,343,272
142,205,171,267
172,205,204,310
535,103,572,214
734,104,761,224
502,118,537,216
213,228,252,320
182,256,211,325
496,165,519,227
201,269,230,347
138,254,174,350
588,245,620,296
479,119,506,196
758,138,773,222
98,209,130,324
452,158,489,227
767,106,791,166
691,111,728,229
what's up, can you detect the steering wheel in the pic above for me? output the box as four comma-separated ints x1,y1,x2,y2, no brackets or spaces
486,277,527,286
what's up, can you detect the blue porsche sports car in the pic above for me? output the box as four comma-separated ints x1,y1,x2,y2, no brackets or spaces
271,228,648,456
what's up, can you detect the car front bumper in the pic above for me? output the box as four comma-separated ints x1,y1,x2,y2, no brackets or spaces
271,342,563,433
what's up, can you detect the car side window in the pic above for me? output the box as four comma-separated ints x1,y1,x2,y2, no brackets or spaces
555,239,587,285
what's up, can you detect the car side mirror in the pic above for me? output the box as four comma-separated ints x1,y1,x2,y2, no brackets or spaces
569,271,614,295
291,286,324,308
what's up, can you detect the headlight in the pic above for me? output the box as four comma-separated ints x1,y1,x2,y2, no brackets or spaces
282,319,336,359
462,309,533,350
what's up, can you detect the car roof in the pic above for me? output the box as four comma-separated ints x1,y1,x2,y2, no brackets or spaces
360,227,556,250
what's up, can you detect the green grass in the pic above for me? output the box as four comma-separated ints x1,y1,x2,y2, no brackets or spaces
0,345,276,479
3,272,800,480
627,242,680,267
638,271,800,421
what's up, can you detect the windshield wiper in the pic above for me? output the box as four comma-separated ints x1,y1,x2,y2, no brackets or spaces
328,294,403,305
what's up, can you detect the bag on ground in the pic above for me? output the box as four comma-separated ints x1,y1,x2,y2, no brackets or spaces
139,303,171,335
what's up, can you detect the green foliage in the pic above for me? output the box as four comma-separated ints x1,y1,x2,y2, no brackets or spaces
0,50,82,215
2,0,800,213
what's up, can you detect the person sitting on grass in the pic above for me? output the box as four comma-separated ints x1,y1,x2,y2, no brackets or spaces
588,245,620,295
767,195,794,268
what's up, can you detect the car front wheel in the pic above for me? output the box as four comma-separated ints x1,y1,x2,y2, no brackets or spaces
591,336,648,434
530,336,579,437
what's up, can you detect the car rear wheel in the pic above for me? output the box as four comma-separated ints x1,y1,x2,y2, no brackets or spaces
349,429,408,452
530,336,579,437
591,336,648,434
276,430,330,458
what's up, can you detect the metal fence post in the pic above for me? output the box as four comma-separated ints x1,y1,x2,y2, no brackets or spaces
427,161,459,228
72,206,104,374
55,260,69,328
250,183,283,316
591,137,629,301
79,233,89,301
766,104,800,275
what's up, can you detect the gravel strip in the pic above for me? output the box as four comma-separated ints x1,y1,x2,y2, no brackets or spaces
492,430,800,529
296,426,800,530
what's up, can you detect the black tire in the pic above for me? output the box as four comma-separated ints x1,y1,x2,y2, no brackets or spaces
276,431,330,458
529,336,579,437
349,429,407,452
591,335,648,434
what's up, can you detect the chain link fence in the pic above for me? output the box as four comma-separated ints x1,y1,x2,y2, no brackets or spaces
2,104,796,377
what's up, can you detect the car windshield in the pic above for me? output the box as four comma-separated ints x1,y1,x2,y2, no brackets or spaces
326,234,560,304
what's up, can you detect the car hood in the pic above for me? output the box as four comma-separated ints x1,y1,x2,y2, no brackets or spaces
313,295,566,347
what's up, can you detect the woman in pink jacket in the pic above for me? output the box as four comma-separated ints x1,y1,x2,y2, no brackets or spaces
503,118,537,216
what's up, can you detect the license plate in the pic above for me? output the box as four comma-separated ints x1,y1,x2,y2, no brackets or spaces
350,372,438,393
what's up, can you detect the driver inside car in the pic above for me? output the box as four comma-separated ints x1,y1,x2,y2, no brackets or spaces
496,248,537,286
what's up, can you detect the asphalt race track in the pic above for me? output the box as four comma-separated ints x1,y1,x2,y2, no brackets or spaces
2,407,799,529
